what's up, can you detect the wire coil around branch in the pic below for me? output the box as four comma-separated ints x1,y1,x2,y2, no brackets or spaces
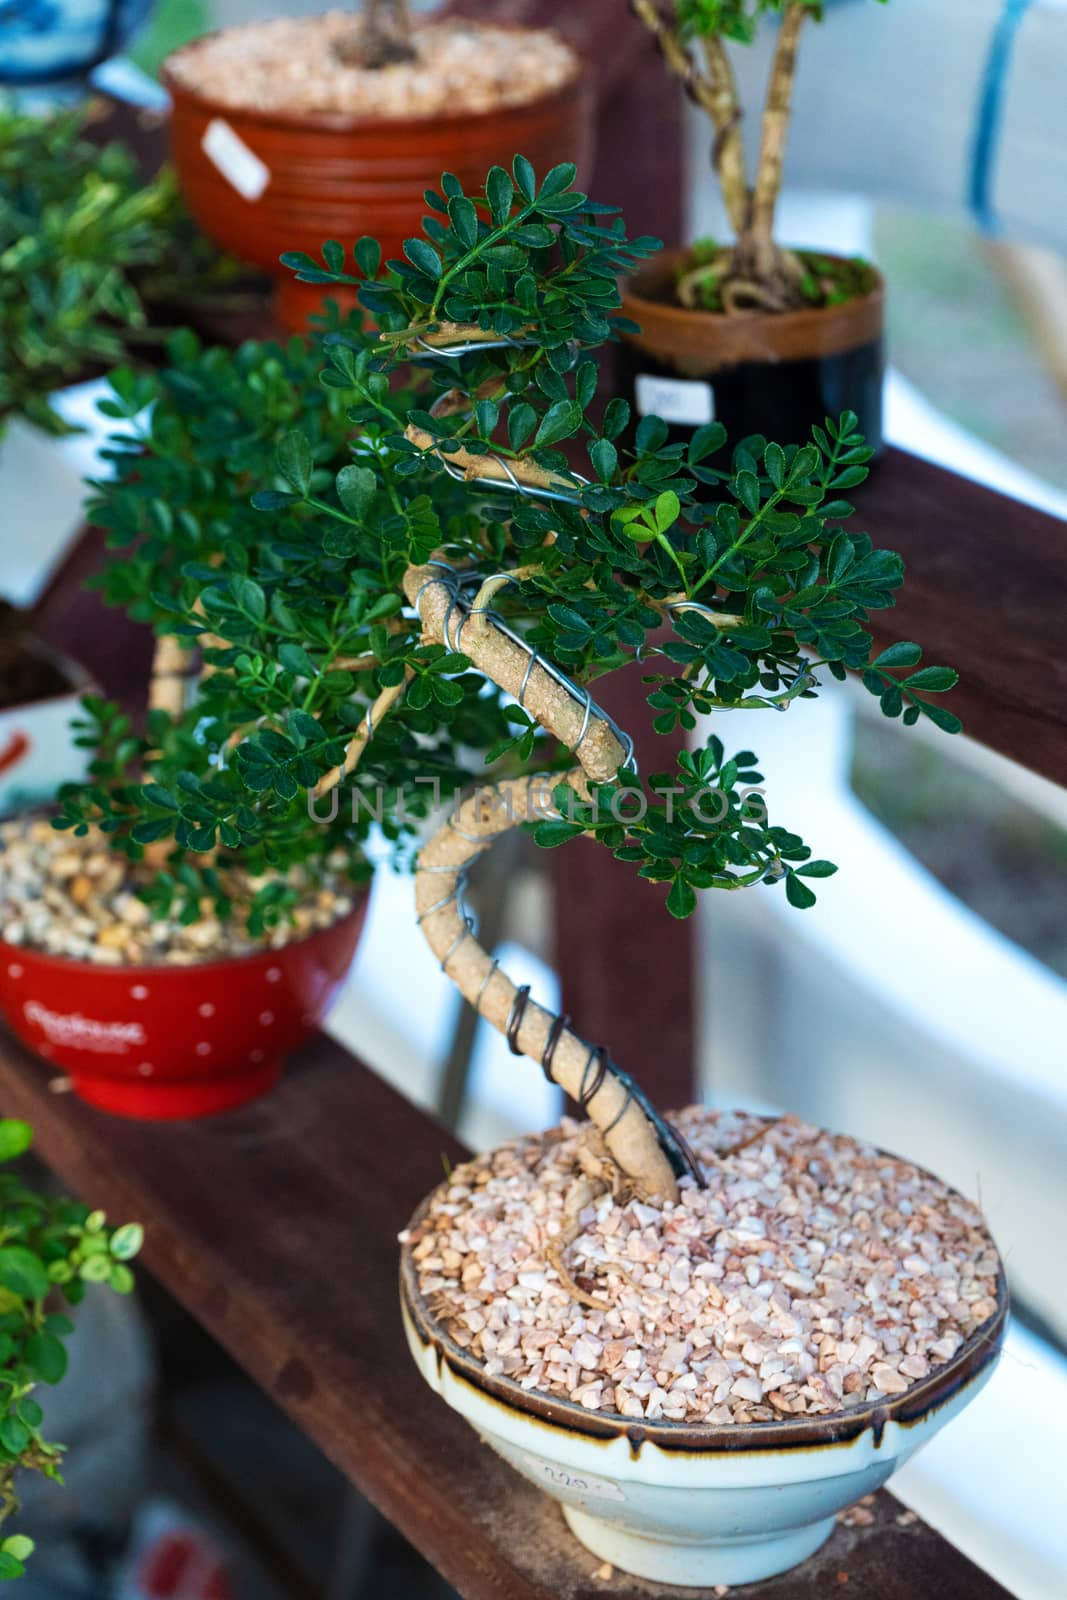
410,332,543,360
411,566,637,776
420,382,591,507
407,543,698,1191
487,961,700,1186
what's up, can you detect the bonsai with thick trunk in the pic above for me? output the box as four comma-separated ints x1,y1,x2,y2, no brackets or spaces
66,158,957,1197
631,0,887,312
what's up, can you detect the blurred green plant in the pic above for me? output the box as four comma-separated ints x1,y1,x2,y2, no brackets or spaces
0,1119,141,1580
0,101,238,439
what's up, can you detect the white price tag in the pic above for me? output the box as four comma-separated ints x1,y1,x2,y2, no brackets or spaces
635,373,715,427
516,1453,627,1503
201,119,271,202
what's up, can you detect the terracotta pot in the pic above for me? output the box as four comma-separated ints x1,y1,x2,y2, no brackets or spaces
0,897,368,1119
618,250,885,456
401,1178,1006,1587
162,29,594,333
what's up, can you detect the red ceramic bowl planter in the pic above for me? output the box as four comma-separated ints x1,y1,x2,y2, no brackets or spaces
0,898,367,1119
162,41,594,332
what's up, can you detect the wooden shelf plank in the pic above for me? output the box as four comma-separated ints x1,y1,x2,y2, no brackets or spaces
856,448,1067,786
0,1029,1012,1600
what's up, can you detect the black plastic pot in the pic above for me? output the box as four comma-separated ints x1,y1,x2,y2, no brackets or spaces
618,250,885,456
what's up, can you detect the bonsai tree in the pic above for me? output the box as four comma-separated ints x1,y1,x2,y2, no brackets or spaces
629,1,886,311
61,158,958,1193
0,1119,141,1580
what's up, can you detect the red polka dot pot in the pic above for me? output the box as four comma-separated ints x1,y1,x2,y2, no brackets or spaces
0,898,368,1119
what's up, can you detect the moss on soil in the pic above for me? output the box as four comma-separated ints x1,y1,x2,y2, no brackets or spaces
674,240,879,314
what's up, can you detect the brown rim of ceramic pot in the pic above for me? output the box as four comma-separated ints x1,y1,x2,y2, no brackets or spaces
620,250,885,379
399,1158,1007,1456
162,21,586,135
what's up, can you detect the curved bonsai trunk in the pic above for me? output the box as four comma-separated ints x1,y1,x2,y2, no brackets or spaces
729,2,806,300
700,34,749,241
631,0,808,312
148,636,192,719
336,0,417,69
629,1,749,238
402,560,684,1204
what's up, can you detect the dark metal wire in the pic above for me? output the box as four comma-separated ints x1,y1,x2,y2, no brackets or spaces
505,985,532,1055
539,1011,571,1085
412,333,539,359
578,1045,610,1112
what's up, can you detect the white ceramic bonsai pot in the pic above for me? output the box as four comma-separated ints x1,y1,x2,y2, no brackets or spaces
400,1221,1007,1588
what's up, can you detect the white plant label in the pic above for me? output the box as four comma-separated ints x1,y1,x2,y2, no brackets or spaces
201,119,271,202
516,1454,626,1503
635,373,715,427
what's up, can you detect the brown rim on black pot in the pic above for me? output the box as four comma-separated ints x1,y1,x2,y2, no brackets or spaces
618,249,886,456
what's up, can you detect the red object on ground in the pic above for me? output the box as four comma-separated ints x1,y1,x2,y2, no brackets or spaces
136,1530,234,1599
0,899,368,1119
0,731,30,775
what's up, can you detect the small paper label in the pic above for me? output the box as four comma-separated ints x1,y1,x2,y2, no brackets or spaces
516,1453,627,1502
635,373,715,427
201,118,270,201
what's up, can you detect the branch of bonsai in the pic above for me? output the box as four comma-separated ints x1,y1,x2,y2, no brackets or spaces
415,775,679,1203
313,667,415,798
629,1,749,237
330,653,382,672
405,425,580,498
748,1,806,281
382,321,536,355
403,563,625,782
700,34,750,237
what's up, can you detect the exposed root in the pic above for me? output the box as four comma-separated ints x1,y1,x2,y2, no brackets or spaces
721,277,789,315
545,1241,610,1312
546,1173,610,1311
675,253,733,310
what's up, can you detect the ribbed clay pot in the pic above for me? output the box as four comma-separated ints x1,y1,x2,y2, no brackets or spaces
162,28,593,333
618,250,885,456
